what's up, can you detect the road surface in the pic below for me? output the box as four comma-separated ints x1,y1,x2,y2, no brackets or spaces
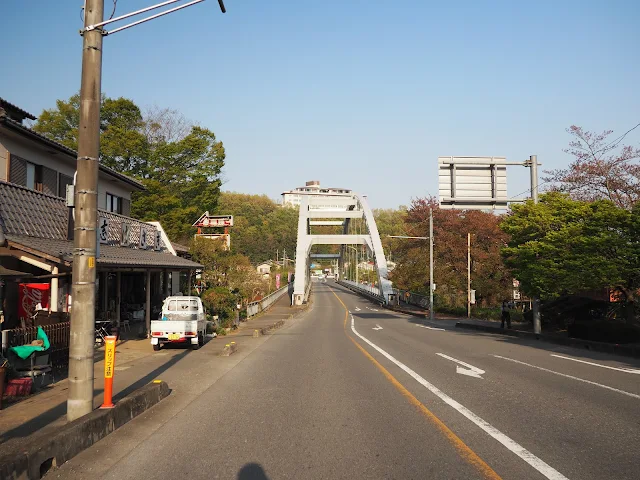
51,282,640,479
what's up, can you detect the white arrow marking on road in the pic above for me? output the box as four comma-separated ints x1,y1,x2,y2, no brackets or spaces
436,353,485,379
550,354,640,374
355,307,361,311
350,317,570,480
373,325,383,331
493,355,640,400
417,324,445,331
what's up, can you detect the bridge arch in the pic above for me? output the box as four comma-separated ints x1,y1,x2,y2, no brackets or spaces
292,192,393,305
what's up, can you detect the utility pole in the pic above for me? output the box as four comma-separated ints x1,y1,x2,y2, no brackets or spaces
67,0,104,422
467,232,471,319
429,208,434,322
529,154,541,335
66,0,226,423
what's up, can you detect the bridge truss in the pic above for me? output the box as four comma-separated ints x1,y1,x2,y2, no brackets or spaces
292,192,394,305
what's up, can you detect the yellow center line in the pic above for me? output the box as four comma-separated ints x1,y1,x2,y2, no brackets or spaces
330,288,502,480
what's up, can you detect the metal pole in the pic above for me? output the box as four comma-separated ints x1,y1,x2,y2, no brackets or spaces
530,154,539,204
67,0,104,422
145,270,151,337
467,232,471,318
530,154,541,335
429,208,434,323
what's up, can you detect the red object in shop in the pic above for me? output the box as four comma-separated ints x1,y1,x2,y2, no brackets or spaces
3,378,33,397
18,283,50,323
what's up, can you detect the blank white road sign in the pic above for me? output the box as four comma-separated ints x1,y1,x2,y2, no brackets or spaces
438,156,508,210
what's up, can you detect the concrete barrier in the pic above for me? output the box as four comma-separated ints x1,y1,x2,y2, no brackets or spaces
0,380,170,480
221,342,238,356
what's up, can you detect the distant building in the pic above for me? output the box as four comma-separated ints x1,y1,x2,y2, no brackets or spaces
281,180,352,209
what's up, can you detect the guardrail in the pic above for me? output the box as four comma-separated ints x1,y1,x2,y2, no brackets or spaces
394,289,430,309
246,285,290,318
337,279,385,303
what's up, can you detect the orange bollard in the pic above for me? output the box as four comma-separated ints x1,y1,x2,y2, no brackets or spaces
100,335,117,409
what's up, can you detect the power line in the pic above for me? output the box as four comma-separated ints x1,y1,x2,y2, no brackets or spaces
109,0,118,20
602,122,640,150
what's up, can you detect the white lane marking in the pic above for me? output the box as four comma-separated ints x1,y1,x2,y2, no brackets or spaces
436,353,485,379
373,325,383,331
417,324,445,331
550,354,640,374
493,355,640,400
351,316,569,480
354,307,361,311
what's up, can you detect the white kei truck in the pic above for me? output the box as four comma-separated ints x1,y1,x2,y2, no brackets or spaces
150,296,207,351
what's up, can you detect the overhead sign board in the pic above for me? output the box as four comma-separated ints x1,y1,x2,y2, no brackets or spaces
438,156,508,210
192,211,234,228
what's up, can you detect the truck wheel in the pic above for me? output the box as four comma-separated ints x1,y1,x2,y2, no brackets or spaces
198,332,204,346
153,343,160,351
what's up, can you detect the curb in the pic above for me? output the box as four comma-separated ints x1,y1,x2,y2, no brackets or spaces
252,320,286,337
455,322,640,359
221,342,238,356
0,380,170,480
385,305,427,318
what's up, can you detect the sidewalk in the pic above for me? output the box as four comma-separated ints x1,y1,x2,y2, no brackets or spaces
0,293,307,456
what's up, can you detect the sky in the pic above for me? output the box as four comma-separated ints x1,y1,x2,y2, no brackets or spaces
2,0,639,209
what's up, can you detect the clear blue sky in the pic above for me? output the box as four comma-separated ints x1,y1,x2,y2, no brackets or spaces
2,0,639,208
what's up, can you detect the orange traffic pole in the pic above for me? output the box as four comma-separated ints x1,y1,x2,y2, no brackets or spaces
100,335,117,409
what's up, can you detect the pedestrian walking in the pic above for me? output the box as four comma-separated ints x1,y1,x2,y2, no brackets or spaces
501,300,511,329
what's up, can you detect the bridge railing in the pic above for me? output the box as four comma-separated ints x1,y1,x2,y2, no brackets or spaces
246,285,289,318
337,279,384,303
394,289,431,309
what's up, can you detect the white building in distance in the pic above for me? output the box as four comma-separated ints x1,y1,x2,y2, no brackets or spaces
281,180,352,209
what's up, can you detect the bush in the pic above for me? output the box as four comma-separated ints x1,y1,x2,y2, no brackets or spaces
215,326,227,336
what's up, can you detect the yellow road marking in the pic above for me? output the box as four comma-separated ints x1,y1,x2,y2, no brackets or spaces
331,288,502,480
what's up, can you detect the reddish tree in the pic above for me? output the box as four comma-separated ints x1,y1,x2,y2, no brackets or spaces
544,125,640,209
390,198,512,307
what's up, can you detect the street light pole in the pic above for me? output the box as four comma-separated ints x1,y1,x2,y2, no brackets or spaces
429,208,434,322
529,154,541,335
67,0,105,422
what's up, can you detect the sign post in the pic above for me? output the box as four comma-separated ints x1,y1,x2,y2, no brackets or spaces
100,335,117,409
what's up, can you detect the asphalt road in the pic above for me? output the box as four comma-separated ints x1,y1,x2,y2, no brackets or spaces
51,282,640,480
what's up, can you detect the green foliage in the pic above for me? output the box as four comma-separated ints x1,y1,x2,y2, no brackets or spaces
190,236,268,307
216,192,298,263
201,286,237,321
33,93,225,242
501,193,640,322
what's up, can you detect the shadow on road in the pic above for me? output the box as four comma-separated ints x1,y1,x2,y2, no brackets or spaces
238,462,269,480
0,348,191,447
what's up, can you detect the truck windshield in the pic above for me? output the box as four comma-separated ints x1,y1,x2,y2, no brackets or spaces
167,299,199,311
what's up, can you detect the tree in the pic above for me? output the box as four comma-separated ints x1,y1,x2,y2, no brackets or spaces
500,192,640,323
33,93,225,241
391,198,511,307
544,125,640,209
190,236,268,320
215,192,298,263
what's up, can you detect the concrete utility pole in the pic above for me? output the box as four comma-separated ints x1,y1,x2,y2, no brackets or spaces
529,154,541,335
67,0,105,422
66,0,226,422
429,208,434,323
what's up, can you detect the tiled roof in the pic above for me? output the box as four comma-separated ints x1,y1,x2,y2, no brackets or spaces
0,181,202,269
0,97,36,121
171,241,190,253
6,234,202,269
0,113,145,191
